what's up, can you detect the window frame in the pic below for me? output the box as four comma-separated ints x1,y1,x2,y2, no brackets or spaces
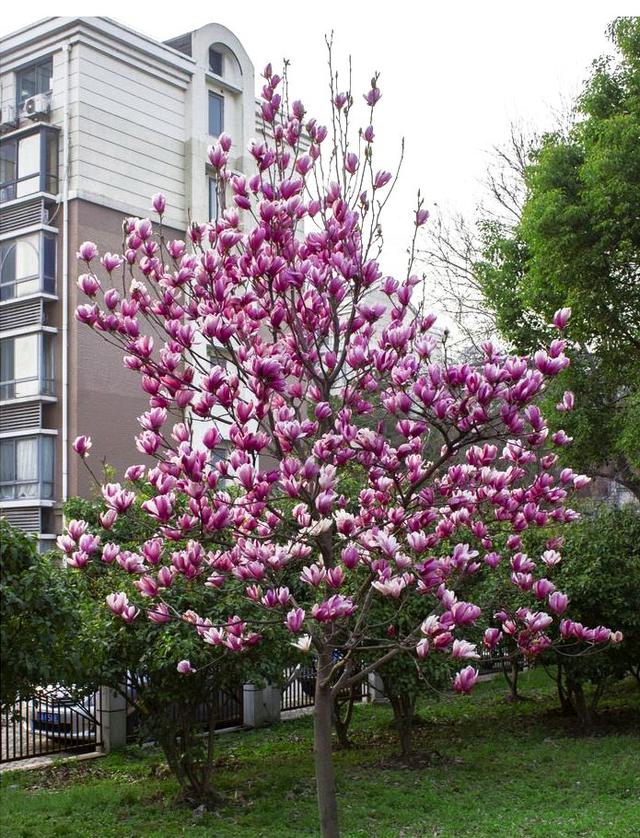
0,230,56,301
0,331,55,400
0,434,54,500
16,56,53,110
208,91,224,138
0,126,59,203
209,48,224,77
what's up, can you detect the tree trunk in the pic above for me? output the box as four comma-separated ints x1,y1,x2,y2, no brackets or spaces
567,677,591,729
314,652,340,838
388,692,416,758
332,689,355,749
502,658,520,701
556,661,574,716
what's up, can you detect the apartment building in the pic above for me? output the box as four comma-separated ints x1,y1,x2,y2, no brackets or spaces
0,17,257,548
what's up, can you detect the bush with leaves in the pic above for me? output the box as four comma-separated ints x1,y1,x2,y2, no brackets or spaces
0,519,88,705
541,504,640,725
63,493,287,805
469,503,639,723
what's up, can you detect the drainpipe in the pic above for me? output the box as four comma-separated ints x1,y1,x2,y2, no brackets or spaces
61,41,71,505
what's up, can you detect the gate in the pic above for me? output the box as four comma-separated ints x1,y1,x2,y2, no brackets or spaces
1,687,102,765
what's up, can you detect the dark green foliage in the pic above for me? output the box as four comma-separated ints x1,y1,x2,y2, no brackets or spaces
0,519,87,704
476,17,640,498
539,504,640,721
473,504,640,719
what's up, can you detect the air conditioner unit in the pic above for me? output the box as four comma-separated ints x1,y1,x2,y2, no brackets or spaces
22,92,51,120
0,104,17,131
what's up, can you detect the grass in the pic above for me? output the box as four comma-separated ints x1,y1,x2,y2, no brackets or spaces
1,669,638,837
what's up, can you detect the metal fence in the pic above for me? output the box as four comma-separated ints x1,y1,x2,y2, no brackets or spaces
124,682,243,744
281,665,316,711
1,687,102,765
280,665,369,712
478,653,524,676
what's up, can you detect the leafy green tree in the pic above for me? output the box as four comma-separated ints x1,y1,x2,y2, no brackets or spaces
0,519,86,704
471,504,640,725
544,504,640,724
63,494,287,805
476,17,640,499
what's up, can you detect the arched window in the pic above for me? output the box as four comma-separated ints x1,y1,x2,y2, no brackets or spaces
209,47,223,76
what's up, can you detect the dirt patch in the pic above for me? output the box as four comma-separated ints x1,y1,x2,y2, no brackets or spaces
14,760,143,792
377,749,462,771
536,706,640,737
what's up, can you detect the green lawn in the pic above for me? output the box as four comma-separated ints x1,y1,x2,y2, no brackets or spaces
1,670,638,838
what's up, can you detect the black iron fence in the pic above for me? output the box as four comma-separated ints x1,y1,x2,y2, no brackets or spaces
123,682,243,744
0,687,102,765
280,665,369,712
281,665,316,711
478,652,525,676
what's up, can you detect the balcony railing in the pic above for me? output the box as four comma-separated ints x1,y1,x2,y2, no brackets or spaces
0,374,55,401
0,478,54,501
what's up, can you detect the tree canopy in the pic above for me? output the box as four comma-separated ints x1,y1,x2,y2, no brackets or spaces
476,17,640,498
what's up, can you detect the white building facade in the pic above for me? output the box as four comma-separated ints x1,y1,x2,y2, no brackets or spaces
0,17,257,546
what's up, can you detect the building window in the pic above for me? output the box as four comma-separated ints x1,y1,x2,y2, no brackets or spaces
0,127,58,202
208,92,224,137
209,48,224,76
0,435,54,500
16,56,53,109
206,342,228,368
0,332,55,400
0,232,56,300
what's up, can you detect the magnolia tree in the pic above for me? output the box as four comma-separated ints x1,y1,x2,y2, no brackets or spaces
60,61,621,837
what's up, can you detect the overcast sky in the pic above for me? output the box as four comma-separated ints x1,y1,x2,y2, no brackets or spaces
3,4,637,277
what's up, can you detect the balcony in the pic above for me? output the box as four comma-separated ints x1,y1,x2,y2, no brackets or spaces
0,330,56,402
0,124,58,204
0,230,56,302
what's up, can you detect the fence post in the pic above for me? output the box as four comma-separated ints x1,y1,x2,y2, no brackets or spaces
366,672,388,703
243,684,281,728
99,686,127,753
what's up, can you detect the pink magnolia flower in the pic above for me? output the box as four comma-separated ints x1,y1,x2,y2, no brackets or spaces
450,601,481,626
106,592,128,616
151,192,166,215
453,666,479,694
552,307,571,329
452,639,479,659
285,607,305,632
483,628,502,650
177,660,196,674
77,274,101,296
548,591,569,615
148,602,171,623
416,638,430,659
77,241,98,261
73,435,92,458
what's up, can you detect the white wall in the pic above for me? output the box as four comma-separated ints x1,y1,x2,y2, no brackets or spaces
71,41,187,230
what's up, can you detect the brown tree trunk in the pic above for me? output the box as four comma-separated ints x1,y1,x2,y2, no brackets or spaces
388,692,416,758
314,651,340,838
332,689,356,749
556,661,574,716
567,676,591,729
502,658,520,701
